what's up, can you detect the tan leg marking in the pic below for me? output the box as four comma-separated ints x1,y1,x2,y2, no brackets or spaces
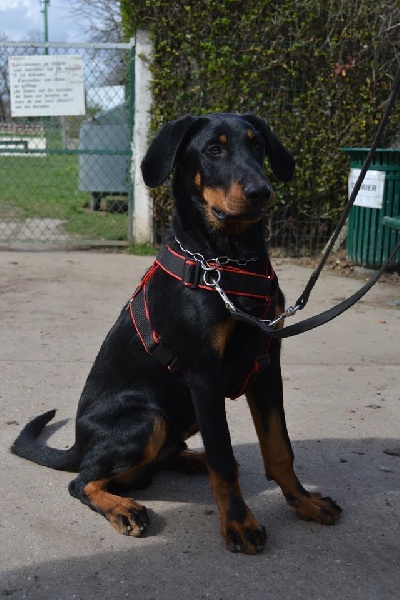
246,394,342,525
164,448,208,474
209,464,267,554
83,415,167,536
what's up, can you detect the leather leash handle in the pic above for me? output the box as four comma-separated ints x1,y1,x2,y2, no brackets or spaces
232,242,400,338
295,61,400,312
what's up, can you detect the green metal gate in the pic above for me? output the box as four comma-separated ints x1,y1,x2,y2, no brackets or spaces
0,41,135,246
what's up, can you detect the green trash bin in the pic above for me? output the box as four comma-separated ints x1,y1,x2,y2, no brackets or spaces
341,148,400,269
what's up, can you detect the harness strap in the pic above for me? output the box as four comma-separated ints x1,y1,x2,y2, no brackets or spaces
129,271,182,372
156,243,277,299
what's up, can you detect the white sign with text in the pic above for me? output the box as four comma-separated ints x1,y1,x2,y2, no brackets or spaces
348,168,385,209
9,55,85,117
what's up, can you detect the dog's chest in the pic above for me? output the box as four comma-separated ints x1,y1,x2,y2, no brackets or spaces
214,318,271,399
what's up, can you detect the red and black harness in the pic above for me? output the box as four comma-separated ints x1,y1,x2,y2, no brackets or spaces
129,241,279,399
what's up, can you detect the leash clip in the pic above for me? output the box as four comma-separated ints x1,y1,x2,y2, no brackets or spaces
213,279,237,313
264,303,301,328
284,303,301,318
201,265,236,311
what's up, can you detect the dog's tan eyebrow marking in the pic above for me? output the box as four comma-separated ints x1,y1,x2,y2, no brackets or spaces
194,171,201,187
247,130,255,139
219,134,227,144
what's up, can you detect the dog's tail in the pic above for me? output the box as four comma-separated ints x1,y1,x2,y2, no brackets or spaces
10,410,80,472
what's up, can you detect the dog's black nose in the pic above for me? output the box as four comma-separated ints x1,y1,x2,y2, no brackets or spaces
244,182,272,204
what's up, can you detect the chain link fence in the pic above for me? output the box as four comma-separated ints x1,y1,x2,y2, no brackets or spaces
0,41,134,246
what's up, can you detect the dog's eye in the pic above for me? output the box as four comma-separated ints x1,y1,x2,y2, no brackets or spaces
252,139,264,153
206,145,222,156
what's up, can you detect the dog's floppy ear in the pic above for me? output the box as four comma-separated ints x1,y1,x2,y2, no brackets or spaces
242,114,295,182
141,115,196,188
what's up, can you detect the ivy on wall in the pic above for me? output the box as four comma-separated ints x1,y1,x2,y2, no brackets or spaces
121,0,399,252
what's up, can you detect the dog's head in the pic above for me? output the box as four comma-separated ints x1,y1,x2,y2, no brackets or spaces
141,113,295,234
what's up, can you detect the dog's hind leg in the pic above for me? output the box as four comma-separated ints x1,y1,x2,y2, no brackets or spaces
163,448,208,474
68,413,168,536
78,477,150,536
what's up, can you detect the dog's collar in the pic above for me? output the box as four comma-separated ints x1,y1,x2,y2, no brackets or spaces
155,240,278,300
174,237,259,270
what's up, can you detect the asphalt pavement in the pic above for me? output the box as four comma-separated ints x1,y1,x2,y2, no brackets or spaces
0,250,399,600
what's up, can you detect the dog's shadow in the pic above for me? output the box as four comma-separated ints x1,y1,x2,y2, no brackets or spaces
40,418,71,444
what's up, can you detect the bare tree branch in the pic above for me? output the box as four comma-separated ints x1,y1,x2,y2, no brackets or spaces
69,0,124,43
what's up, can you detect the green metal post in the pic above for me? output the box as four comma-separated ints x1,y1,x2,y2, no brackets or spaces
128,38,135,243
41,0,50,54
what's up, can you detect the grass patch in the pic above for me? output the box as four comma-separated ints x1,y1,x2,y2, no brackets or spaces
127,242,157,255
0,155,89,218
65,211,128,241
0,128,130,242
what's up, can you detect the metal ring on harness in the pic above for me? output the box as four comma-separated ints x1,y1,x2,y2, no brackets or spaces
202,268,221,287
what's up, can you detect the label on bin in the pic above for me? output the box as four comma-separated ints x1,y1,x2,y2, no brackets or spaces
348,169,385,209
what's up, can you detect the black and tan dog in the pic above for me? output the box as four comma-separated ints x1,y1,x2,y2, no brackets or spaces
11,113,341,554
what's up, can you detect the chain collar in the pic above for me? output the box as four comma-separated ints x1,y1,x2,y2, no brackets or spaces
174,236,300,329
174,236,259,270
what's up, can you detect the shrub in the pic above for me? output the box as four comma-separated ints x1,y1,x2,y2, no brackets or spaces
121,0,399,253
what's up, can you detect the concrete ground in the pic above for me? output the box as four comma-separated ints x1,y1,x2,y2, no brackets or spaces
0,250,399,600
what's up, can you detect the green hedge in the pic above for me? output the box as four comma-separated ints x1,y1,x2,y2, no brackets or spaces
121,0,399,253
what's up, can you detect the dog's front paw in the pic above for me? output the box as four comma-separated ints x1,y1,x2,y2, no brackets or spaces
287,491,342,525
222,513,267,554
